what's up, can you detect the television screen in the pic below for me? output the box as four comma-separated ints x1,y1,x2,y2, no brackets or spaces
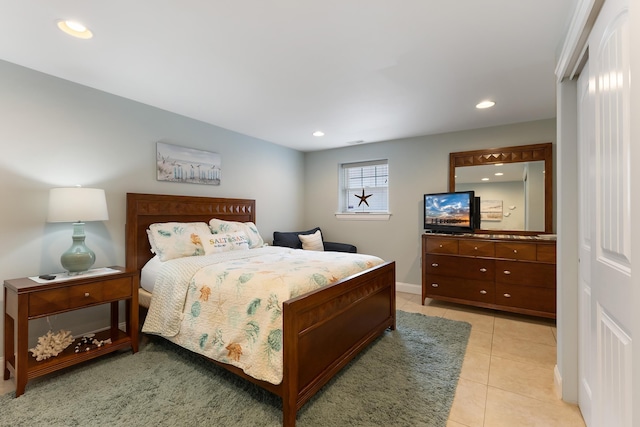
424,191,475,233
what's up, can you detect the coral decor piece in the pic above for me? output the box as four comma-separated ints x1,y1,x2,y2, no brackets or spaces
29,330,74,361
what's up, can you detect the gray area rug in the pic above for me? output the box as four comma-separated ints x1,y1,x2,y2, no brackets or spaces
0,310,470,427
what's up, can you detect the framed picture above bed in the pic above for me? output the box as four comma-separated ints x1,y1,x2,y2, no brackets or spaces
156,142,221,185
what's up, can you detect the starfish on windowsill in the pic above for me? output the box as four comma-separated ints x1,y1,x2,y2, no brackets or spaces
355,189,372,207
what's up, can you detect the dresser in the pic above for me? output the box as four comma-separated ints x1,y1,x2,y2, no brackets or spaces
422,234,556,319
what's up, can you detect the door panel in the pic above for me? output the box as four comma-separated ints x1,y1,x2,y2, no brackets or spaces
577,60,593,426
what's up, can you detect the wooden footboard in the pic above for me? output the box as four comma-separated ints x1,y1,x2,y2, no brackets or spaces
282,261,396,426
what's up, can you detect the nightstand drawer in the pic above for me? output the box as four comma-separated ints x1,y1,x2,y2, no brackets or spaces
29,277,132,317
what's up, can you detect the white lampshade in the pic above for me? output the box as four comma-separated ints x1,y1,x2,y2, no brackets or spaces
47,187,109,223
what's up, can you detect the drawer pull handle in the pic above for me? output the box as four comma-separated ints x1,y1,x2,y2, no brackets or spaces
503,293,512,298
474,246,478,250
439,244,443,248
513,249,518,254
431,283,439,288
480,290,487,295
480,268,487,273
503,270,511,275
431,263,439,267
84,292,90,297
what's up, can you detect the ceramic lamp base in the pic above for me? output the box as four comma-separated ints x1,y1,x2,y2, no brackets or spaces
61,222,96,275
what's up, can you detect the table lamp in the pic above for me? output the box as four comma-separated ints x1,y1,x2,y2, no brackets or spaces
47,187,109,275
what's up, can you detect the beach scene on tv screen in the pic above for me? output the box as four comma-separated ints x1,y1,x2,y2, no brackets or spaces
425,193,471,226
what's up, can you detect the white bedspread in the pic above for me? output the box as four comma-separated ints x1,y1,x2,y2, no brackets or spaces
142,246,384,384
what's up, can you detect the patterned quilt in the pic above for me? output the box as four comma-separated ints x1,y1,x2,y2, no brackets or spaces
142,246,384,384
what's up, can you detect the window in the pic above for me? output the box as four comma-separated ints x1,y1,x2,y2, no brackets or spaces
340,160,389,214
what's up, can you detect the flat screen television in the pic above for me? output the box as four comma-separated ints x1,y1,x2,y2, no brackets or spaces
424,191,476,233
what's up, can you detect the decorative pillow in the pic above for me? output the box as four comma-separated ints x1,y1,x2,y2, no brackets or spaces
147,222,211,261
298,230,324,251
200,231,250,254
208,219,264,249
273,227,321,249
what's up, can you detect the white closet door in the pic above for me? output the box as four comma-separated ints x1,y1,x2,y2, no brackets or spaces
581,0,632,425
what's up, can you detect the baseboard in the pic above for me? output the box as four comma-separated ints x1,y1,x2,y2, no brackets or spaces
554,364,562,399
396,282,420,295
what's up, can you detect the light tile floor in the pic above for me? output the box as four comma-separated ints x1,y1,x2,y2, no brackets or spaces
396,291,586,427
1,292,587,427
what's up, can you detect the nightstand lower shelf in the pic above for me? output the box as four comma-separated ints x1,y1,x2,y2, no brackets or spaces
24,329,131,380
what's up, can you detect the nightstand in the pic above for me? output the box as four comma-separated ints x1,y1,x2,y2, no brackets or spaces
3,266,139,397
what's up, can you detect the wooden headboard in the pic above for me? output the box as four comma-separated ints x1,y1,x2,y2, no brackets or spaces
125,193,256,272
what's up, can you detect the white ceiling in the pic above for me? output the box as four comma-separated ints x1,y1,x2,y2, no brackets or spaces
0,1,575,152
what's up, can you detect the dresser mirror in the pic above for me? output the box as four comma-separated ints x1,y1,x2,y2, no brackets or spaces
449,142,553,234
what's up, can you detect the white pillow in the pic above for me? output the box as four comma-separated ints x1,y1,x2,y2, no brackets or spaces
200,231,250,254
298,230,324,251
147,222,211,261
208,218,264,248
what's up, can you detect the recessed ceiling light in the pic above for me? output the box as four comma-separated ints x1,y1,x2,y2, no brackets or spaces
481,177,490,181
495,163,503,166
57,20,93,39
312,131,325,137
476,100,496,109
495,172,504,176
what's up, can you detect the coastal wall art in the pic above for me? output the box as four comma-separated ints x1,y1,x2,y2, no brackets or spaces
480,199,503,221
156,142,221,185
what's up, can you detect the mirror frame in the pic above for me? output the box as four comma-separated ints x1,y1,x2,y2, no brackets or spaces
449,142,553,234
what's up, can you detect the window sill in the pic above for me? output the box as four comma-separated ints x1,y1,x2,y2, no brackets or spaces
335,213,391,221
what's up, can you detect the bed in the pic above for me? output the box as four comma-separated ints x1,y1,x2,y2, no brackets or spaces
125,193,396,426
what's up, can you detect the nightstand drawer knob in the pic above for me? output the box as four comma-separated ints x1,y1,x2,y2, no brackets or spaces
503,270,511,275
431,263,439,267
480,268,487,273
513,249,518,254
480,290,487,295
474,246,478,250
503,293,512,298
84,292,90,297
431,283,439,288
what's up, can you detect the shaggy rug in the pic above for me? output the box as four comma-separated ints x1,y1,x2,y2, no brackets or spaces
0,310,470,426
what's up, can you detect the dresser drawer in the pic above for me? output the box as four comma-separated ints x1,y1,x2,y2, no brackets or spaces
425,238,459,254
426,254,494,280
458,240,495,257
426,275,494,304
496,283,556,314
29,277,133,317
495,261,556,288
536,243,556,263
495,242,537,260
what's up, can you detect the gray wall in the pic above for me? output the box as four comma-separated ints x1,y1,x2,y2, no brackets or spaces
303,119,557,287
0,60,305,348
